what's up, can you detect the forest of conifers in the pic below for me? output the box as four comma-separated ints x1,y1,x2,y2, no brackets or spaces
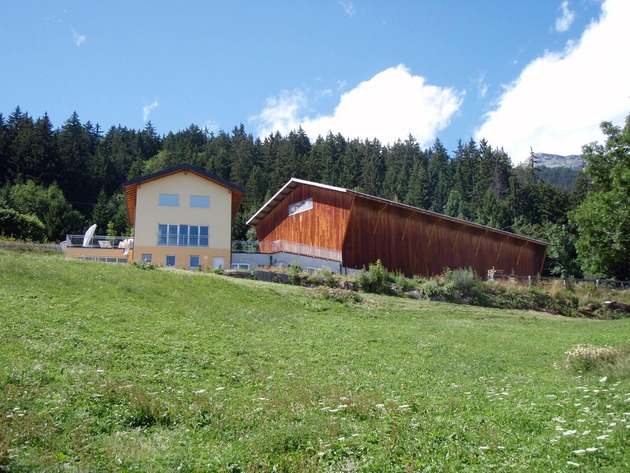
1,106,629,279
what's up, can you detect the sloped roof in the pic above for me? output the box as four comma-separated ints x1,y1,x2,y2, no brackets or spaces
246,178,548,247
123,163,245,226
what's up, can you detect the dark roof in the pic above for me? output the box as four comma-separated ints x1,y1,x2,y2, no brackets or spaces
123,163,245,225
246,178,548,247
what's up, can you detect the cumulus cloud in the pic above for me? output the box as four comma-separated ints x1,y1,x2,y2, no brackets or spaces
475,0,630,164
143,101,159,122
251,65,463,147
555,0,575,33
71,29,86,47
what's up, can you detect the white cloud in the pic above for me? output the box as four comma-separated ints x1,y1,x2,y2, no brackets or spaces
251,90,307,138
251,65,463,147
143,101,159,122
475,0,630,164
555,0,575,33
339,1,355,17
71,29,86,47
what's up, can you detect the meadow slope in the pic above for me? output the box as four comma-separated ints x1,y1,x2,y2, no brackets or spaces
0,250,629,471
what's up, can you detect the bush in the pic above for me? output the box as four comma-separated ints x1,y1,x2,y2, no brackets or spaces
356,260,392,294
287,264,302,285
418,279,454,300
442,267,487,304
0,207,46,242
307,267,338,288
132,260,157,270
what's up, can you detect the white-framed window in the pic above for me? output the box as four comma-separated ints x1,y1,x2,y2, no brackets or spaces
159,193,180,207
165,255,176,267
288,198,313,216
231,263,251,269
190,195,210,208
189,255,200,269
141,254,152,262
158,224,209,247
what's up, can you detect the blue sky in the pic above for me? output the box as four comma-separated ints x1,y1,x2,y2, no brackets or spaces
2,0,628,164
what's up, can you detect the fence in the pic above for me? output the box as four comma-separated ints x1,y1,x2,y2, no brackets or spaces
492,273,630,289
0,240,62,253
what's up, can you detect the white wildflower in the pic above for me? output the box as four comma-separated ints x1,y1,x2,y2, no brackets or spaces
573,449,586,455
596,434,610,440
567,461,580,467
215,386,225,391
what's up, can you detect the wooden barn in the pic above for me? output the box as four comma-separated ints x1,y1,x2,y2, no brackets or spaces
247,178,548,277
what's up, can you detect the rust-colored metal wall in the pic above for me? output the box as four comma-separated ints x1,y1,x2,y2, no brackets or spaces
254,181,547,277
255,186,353,251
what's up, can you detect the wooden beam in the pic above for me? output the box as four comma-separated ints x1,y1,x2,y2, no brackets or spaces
516,241,528,268
475,229,488,257
427,219,437,247
452,223,464,252
495,236,509,263
373,203,388,235
401,211,413,241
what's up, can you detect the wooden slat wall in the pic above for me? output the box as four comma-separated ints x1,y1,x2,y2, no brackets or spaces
341,197,546,277
256,186,353,251
255,182,547,277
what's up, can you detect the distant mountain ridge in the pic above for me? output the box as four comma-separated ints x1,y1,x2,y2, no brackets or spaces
533,153,584,170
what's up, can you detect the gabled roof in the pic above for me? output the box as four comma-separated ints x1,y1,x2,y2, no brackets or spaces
246,177,548,247
123,163,245,226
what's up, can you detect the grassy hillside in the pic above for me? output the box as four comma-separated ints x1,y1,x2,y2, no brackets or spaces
1,250,629,471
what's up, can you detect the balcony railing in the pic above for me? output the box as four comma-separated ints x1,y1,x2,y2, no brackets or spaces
65,234,133,249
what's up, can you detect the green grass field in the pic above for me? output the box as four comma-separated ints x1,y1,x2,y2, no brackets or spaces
1,250,629,472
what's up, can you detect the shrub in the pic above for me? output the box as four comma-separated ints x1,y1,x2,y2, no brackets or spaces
132,260,157,270
307,267,338,288
356,260,392,294
565,344,620,372
418,279,454,300
442,267,487,304
0,207,46,242
287,263,302,285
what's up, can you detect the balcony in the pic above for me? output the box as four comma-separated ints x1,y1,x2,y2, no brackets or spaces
63,234,133,263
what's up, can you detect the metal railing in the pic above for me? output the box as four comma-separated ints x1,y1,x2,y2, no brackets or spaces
259,240,342,262
491,273,630,289
65,234,132,249
231,240,261,253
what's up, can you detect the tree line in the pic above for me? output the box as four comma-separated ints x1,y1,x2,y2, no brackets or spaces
1,106,628,279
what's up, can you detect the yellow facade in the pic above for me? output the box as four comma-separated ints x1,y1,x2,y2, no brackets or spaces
131,171,235,269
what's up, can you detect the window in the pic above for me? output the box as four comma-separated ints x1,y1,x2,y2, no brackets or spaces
142,254,152,263
189,255,200,269
165,255,176,267
189,225,199,246
157,224,209,247
167,224,178,245
288,198,313,216
199,226,209,246
231,263,251,270
157,224,167,245
159,193,180,207
179,225,188,246
190,195,210,208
